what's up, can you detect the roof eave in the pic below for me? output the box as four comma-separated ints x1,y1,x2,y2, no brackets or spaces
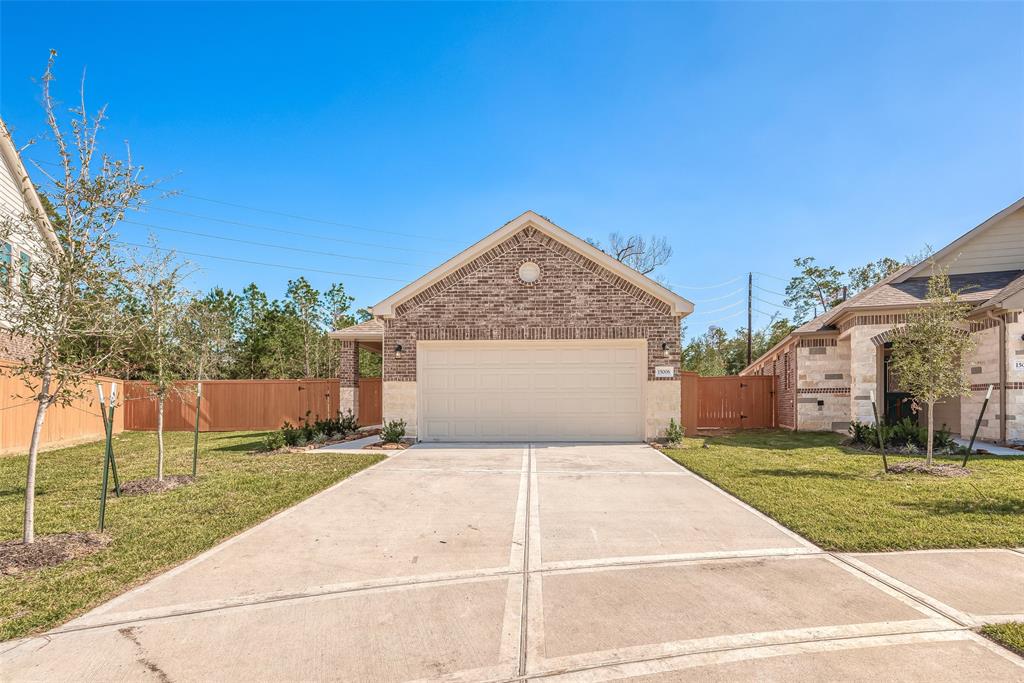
371,211,694,318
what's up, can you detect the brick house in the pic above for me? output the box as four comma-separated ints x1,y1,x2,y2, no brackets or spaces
742,196,1024,444
330,211,693,442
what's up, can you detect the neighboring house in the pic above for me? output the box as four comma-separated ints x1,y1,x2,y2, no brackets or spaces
0,117,58,361
742,196,1024,444
330,211,693,442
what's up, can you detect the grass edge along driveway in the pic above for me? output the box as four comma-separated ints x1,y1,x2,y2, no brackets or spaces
0,430,383,641
663,430,1024,552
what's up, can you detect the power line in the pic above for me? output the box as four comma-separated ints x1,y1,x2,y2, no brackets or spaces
178,193,459,243
144,207,449,255
691,288,744,303
687,300,744,315
668,275,744,290
698,310,743,328
753,296,795,310
113,240,411,283
753,283,788,298
122,220,419,267
753,271,789,282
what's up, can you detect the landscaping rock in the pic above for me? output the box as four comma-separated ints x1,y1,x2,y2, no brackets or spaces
363,439,414,451
120,475,195,496
0,532,110,576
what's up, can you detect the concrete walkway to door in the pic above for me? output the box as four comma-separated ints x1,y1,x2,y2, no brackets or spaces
2,443,1022,681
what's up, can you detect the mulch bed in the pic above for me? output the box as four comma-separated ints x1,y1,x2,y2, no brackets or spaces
261,428,383,455
119,475,195,496
363,439,413,451
886,461,971,477
1,532,111,576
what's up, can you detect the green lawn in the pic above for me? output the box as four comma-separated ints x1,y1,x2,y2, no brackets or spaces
0,430,382,641
982,622,1024,658
663,430,1024,552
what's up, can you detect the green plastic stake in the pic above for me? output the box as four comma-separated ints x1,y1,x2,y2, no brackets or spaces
97,383,121,497
97,384,114,531
192,382,202,478
869,390,888,473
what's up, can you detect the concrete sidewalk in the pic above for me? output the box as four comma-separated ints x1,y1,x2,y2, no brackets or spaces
2,443,1022,681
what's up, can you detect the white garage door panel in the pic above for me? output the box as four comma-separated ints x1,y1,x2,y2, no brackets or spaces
418,340,645,442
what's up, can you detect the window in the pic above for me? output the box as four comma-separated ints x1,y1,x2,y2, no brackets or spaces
19,251,30,286
0,242,10,286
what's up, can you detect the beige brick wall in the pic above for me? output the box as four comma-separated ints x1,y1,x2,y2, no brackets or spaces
847,325,891,426
795,338,850,432
382,381,417,437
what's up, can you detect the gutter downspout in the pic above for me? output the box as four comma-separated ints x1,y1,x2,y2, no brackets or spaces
985,310,1007,444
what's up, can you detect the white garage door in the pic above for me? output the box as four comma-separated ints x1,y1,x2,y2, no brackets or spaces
418,340,645,442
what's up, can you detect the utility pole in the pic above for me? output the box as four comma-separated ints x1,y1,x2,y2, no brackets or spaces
747,272,753,366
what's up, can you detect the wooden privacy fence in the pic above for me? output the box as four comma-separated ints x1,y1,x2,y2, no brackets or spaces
681,373,776,432
124,379,341,432
0,362,123,454
358,377,383,426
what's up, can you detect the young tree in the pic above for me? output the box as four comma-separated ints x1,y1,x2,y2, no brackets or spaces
889,264,974,465
129,243,191,480
0,53,152,543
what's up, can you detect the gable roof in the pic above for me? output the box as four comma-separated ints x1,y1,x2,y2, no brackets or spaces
371,211,694,317
328,317,384,341
898,195,1024,280
0,118,60,252
741,196,1024,375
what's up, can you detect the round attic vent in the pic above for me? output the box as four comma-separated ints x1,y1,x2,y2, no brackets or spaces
518,261,541,284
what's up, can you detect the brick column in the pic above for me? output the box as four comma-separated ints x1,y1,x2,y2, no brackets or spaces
339,341,359,419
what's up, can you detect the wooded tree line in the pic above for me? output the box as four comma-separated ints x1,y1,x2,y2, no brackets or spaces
682,255,906,375
118,278,380,382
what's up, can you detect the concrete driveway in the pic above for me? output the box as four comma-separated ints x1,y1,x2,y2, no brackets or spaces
2,443,1022,681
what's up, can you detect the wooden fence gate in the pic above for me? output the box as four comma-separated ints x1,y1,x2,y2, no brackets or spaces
357,377,383,426
681,374,776,432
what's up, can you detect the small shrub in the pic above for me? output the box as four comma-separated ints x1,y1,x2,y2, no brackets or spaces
262,431,285,451
888,417,926,449
281,421,302,447
663,419,685,446
338,410,359,434
933,426,956,450
381,419,406,443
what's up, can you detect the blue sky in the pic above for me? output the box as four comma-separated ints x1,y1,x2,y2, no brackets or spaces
2,2,1022,336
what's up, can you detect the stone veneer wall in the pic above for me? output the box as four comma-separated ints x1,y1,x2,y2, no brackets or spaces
846,324,893,426
962,313,1024,443
795,337,850,432
379,226,683,439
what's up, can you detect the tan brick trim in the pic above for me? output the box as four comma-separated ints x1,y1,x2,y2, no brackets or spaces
797,338,838,348
414,326,650,341
797,387,850,395
970,382,1024,391
969,311,1019,333
838,313,912,332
